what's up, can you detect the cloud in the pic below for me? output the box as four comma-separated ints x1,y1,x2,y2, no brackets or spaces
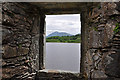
45,14,81,36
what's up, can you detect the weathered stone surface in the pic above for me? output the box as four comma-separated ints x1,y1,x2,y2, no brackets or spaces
29,34,39,71
2,2,40,80
36,70,81,80
2,2,120,80
2,66,29,79
3,45,29,58
84,2,120,79
91,70,107,78
105,52,120,77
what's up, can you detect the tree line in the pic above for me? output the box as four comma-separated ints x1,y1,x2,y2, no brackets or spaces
46,34,81,43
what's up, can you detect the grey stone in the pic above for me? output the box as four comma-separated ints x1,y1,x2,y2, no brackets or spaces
91,70,107,78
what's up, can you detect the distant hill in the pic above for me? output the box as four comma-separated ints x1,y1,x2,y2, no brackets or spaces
47,31,73,38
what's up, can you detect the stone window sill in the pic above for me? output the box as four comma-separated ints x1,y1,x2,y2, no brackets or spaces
35,69,81,79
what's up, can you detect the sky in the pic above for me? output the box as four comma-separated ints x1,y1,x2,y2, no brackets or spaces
45,14,81,36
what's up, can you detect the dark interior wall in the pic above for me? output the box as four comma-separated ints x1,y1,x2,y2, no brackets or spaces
80,9,90,78
2,2,40,79
84,2,120,79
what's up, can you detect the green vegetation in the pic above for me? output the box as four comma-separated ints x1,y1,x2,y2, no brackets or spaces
114,23,120,34
46,34,81,43
93,26,98,31
98,5,101,9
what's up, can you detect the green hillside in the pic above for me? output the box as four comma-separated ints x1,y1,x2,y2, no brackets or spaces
46,34,81,43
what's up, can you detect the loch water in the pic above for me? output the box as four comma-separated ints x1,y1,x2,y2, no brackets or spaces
45,43,80,72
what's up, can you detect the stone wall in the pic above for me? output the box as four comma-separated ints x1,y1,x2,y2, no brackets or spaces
83,2,120,79
35,70,81,80
1,2,120,80
2,2,40,79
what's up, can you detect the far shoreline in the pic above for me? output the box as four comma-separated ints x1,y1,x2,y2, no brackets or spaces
46,42,81,44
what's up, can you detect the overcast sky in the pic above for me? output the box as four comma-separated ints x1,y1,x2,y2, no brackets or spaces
45,14,81,36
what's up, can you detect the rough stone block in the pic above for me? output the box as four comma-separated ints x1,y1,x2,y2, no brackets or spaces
3,45,29,58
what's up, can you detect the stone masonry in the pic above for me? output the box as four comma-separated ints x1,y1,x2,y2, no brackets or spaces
1,2,120,80
2,2,40,79
84,2,120,79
